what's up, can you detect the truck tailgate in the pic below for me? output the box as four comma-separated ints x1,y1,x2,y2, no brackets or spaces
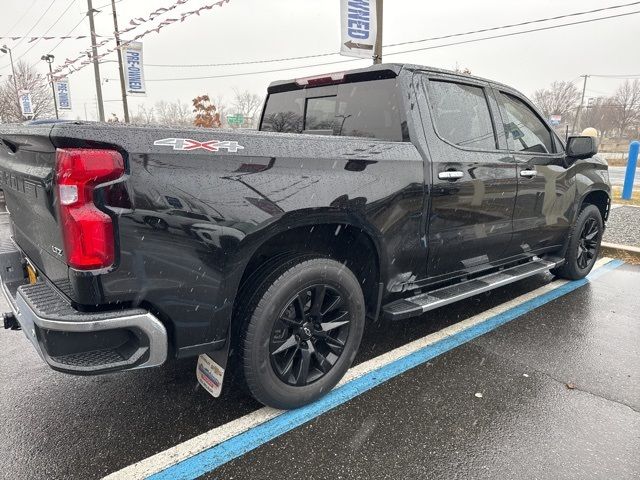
0,125,69,289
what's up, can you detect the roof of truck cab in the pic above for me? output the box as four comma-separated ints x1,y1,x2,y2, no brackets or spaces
267,62,516,94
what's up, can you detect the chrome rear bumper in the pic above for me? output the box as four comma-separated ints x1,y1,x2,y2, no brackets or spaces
0,225,168,375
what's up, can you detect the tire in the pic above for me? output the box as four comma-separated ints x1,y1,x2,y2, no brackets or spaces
239,257,365,409
552,204,603,280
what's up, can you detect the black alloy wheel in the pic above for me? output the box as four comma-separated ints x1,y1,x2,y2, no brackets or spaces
269,284,350,387
552,204,603,280
576,217,599,269
239,256,365,410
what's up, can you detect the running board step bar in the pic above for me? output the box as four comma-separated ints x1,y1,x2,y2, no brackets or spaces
383,258,560,321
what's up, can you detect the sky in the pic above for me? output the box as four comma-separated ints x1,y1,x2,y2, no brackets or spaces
0,0,638,121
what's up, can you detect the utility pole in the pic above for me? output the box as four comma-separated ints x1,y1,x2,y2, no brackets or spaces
572,74,589,135
41,54,59,119
87,0,105,122
373,0,383,64
111,0,129,122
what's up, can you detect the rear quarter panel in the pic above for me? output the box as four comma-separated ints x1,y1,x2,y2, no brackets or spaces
49,123,425,354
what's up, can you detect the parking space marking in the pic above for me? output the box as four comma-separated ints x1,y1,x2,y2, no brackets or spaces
105,258,623,480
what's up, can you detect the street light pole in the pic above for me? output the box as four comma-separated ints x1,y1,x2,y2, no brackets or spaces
41,54,59,119
1,45,21,119
111,0,130,122
572,74,589,135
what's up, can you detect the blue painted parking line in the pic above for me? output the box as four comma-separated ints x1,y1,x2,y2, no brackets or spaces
148,259,624,480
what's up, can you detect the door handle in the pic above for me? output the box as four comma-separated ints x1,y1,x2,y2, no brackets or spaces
438,171,464,180
520,169,537,178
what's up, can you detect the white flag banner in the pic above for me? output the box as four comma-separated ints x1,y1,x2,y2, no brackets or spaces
18,90,33,116
54,78,72,110
123,41,146,96
340,0,377,59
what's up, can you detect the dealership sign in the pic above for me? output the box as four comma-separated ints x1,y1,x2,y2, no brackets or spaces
18,90,33,116
54,78,72,110
123,42,146,95
340,0,378,59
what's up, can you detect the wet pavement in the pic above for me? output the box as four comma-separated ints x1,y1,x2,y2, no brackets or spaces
211,263,640,480
0,215,638,479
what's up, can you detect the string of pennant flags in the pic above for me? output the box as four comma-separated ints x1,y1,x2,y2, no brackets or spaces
0,35,113,43
118,0,195,35
50,0,233,79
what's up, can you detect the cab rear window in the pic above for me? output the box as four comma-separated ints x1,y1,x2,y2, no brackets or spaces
260,79,409,142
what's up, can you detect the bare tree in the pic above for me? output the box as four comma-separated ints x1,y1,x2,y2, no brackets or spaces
155,100,194,126
612,79,640,137
131,104,156,125
231,89,263,128
212,95,227,127
580,97,618,140
532,81,581,124
0,60,54,122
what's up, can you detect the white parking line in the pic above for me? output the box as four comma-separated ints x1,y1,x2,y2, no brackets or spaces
104,257,615,480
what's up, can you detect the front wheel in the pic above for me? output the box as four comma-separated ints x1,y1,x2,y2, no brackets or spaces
240,257,365,409
552,204,603,280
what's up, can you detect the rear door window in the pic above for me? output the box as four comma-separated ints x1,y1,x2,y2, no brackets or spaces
428,80,497,150
305,96,336,133
499,92,555,154
260,90,304,133
261,78,408,142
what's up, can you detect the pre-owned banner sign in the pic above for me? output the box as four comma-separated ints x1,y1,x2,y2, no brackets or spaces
123,42,146,95
18,90,33,116
54,78,72,110
340,0,378,59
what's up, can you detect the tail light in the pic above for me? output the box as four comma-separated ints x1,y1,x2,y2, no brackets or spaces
55,148,124,270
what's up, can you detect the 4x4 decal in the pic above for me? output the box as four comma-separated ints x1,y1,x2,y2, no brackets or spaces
154,138,245,153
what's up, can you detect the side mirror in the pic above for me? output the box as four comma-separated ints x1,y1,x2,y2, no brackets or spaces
566,136,597,160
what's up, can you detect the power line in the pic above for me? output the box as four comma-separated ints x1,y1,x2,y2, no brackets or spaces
49,17,88,55
384,0,640,48
3,0,59,51
3,0,39,36
0,0,60,70
141,58,358,82
140,8,640,82
144,1,640,68
21,0,120,64
589,73,640,78
51,0,233,78
383,9,640,58
16,0,80,64
94,0,123,10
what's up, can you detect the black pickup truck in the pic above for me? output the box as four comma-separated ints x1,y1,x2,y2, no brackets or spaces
0,63,610,409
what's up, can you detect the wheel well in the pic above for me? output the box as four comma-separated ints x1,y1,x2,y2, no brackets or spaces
582,190,610,221
238,223,381,317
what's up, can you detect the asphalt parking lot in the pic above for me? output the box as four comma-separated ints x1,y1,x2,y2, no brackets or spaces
1,213,638,479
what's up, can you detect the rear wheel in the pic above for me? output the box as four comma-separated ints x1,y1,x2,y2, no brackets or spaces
552,204,603,280
239,257,365,409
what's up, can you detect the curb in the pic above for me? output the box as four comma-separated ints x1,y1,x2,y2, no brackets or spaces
611,203,640,209
601,242,640,264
